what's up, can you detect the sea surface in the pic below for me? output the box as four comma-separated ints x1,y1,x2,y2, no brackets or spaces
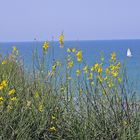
0,40,140,92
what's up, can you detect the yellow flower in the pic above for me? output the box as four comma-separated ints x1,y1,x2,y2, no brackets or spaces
72,48,76,53
97,67,102,73
0,96,4,101
12,46,19,55
105,68,109,75
42,41,49,51
39,104,44,112
83,65,88,73
76,51,82,62
10,97,17,101
110,64,116,71
97,76,102,82
104,76,108,81
2,60,6,65
0,80,8,90
117,62,121,68
88,72,93,80
1,80,7,87
108,81,114,88
112,71,118,78
68,60,74,68
12,46,17,52
59,32,64,48
91,66,95,72
49,126,56,132
94,63,99,70
52,65,56,71
111,52,116,61
76,69,81,77
67,48,71,52
8,89,16,96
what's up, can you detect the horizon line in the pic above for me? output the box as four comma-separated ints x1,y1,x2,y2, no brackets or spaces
0,38,140,43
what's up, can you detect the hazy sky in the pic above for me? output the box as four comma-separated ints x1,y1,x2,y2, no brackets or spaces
0,0,140,41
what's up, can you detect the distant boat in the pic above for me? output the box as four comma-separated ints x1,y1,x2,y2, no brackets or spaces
127,48,132,57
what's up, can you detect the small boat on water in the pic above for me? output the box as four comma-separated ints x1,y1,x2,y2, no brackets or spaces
127,48,132,57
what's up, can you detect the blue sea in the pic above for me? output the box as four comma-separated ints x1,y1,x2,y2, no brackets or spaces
0,39,140,92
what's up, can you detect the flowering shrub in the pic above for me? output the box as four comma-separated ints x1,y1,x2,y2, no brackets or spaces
0,34,140,139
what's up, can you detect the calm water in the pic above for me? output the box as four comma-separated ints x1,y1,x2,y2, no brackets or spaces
0,40,140,91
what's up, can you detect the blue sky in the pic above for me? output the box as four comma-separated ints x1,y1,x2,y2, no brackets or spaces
0,0,140,41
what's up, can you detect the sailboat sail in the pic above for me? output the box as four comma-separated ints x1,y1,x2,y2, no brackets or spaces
127,48,132,57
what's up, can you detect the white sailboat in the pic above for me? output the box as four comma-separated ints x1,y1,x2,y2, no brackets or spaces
127,48,132,57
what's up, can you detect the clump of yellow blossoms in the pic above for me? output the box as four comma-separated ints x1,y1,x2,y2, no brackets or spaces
76,69,81,77
8,89,16,96
88,72,93,80
2,60,6,65
43,41,49,52
83,65,88,73
91,66,95,72
52,64,56,71
38,104,44,112
97,75,103,82
71,48,76,53
76,51,83,62
68,60,74,68
94,63,99,69
93,63,102,74
67,48,77,53
59,32,64,48
10,97,17,101
67,48,71,52
49,126,56,132
0,80,7,90
0,96,4,105
111,52,116,61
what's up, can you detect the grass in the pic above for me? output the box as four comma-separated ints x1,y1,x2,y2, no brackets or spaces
0,39,140,140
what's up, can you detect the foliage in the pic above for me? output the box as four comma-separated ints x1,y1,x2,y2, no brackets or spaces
0,35,140,140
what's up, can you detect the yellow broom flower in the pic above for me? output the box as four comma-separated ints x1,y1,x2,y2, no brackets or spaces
10,97,17,101
8,89,16,96
0,96,4,101
59,32,64,48
2,60,6,65
49,126,56,132
76,51,82,62
42,41,49,51
68,60,74,68
76,69,81,77
83,65,88,73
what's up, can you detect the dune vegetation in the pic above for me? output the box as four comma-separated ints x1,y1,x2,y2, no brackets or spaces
0,34,140,140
